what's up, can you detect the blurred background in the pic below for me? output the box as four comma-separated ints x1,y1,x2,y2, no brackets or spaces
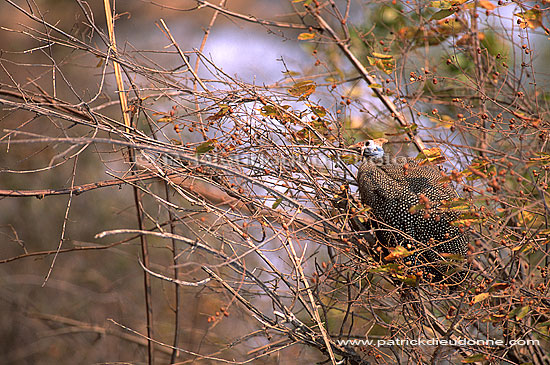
0,1,320,363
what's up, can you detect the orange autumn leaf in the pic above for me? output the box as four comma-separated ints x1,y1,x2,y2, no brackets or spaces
479,0,496,11
298,32,315,40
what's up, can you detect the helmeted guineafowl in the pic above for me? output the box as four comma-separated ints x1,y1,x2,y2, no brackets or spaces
349,138,467,284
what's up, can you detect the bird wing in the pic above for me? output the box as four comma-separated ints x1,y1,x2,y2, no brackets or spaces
378,158,457,202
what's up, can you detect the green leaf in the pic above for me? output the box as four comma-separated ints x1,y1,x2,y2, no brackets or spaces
260,105,293,124
409,202,428,215
195,139,217,155
536,320,550,333
516,305,530,320
430,114,455,129
430,9,455,20
395,274,418,286
272,197,284,209
260,105,278,117
295,128,322,144
430,0,468,8
310,105,327,117
508,305,531,320
385,123,418,136
310,117,326,130
207,104,232,121
462,354,487,363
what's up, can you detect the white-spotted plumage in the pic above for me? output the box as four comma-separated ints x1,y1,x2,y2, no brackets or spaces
350,140,467,283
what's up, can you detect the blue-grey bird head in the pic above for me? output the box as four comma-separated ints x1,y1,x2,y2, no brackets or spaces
349,138,388,159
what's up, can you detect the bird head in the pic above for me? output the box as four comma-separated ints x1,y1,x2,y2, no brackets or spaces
349,138,388,159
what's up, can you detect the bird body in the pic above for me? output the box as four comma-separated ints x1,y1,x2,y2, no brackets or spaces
351,139,467,283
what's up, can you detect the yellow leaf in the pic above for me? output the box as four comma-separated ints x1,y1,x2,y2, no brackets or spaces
288,80,316,99
430,115,454,129
369,263,400,273
157,116,173,123
415,147,446,164
371,52,393,59
528,152,550,166
298,32,315,40
516,211,537,226
473,292,490,303
450,218,480,227
384,246,411,261
489,283,509,292
482,313,507,323
441,199,470,211
461,160,495,180
515,9,542,29
430,0,452,9
511,242,533,252
367,54,395,75
479,0,496,10
340,154,360,164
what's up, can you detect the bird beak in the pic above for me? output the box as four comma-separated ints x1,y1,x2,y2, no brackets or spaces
349,142,363,152
348,142,366,159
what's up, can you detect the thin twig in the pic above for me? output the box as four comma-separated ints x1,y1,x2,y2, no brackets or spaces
158,19,208,92
42,156,79,286
103,1,154,362
310,8,426,152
